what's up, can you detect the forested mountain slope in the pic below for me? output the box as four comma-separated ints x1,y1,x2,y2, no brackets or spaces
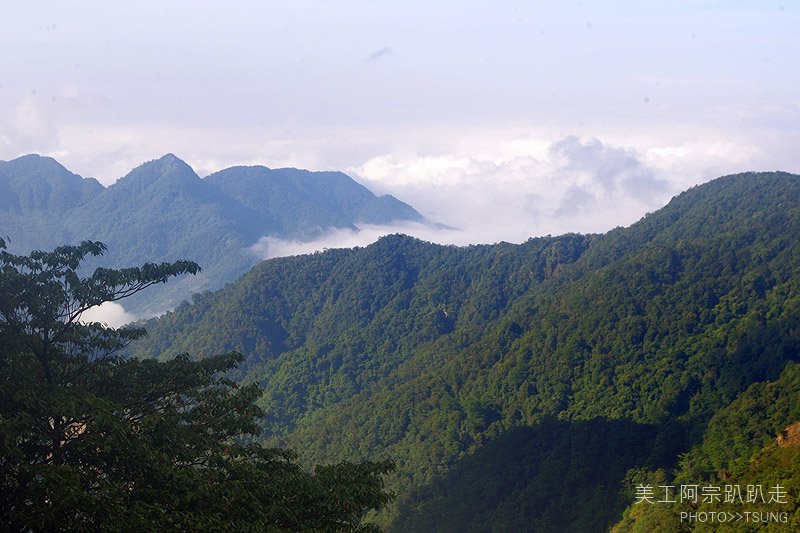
128,171,800,530
0,153,424,313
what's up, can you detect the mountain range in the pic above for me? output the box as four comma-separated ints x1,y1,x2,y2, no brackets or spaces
0,153,424,313
125,171,800,530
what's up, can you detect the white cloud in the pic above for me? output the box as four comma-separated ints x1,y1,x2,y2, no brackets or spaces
1,89,114,172
14,96,56,143
0,95,61,155
77,301,140,328
351,135,686,242
643,140,764,189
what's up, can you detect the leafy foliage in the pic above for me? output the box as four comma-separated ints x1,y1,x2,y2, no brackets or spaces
0,239,393,531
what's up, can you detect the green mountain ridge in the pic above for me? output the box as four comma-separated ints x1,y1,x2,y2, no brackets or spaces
0,153,425,313
127,171,800,529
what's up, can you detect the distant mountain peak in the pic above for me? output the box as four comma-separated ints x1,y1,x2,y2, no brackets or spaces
11,153,45,162
115,154,200,191
0,153,103,216
5,153,72,174
146,153,194,174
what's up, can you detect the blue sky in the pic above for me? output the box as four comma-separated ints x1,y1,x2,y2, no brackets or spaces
2,1,799,244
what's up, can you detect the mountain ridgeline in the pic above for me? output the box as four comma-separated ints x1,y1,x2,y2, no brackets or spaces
0,153,423,313
128,171,800,530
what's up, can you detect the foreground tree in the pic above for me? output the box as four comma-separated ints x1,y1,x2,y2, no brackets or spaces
0,239,393,531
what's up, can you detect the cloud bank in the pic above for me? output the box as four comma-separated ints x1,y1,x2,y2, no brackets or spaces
352,135,681,242
245,133,774,262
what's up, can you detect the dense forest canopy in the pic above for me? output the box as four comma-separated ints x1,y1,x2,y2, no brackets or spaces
127,171,800,530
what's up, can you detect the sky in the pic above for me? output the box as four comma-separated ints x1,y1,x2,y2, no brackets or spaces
2,1,799,249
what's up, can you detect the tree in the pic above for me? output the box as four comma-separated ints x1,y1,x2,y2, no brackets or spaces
0,238,393,531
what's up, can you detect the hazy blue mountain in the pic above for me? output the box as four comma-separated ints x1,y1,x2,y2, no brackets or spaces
62,154,266,312
69,154,266,257
0,153,426,313
0,154,104,252
126,171,800,529
0,154,103,213
206,166,422,238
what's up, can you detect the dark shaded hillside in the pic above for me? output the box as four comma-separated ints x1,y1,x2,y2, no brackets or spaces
392,418,681,533
0,153,425,313
126,171,800,529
